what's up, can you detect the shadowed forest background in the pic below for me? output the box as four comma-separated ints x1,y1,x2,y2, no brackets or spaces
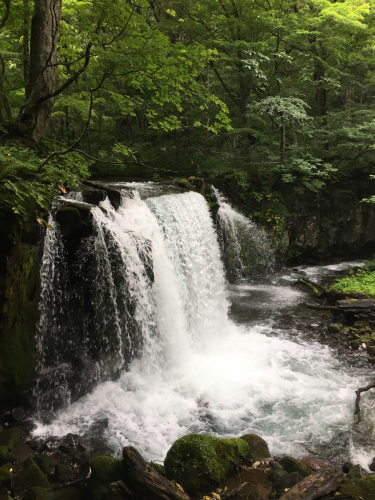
1,0,375,257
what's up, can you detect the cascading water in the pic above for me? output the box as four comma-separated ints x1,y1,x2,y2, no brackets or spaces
34,183,375,470
213,188,275,281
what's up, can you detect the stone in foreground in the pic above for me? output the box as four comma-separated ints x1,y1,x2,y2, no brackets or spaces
164,433,249,492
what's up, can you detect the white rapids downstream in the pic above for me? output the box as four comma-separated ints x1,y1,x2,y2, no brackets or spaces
34,183,375,469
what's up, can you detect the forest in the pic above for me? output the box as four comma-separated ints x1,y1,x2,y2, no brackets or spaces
2,2,375,500
1,0,375,236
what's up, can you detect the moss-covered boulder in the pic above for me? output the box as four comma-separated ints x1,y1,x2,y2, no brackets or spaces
173,179,193,190
0,465,11,487
280,456,311,478
89,455,124,499
164,433,249,492
239,434,270,459
0,446,15,466
13,458,51,490
0,427,22,449
340,475,375,499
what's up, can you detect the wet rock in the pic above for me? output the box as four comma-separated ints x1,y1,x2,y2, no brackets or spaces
342,461,353,473
328,323,340,332
0,426,21,449
53,463,74,483
223,468,273,499
0,466,11,487
349,340,360,350
164,433,249,492
34,455,53,474
269,458,283,470
82,189,107,206
347,463,366,479
89,455,123,498
368,357,375,364
90,418,109,432
268,469,287,483
340,475,375,499
13,458,51,490
369,457,375,472
173,179,193,190
0,447,14,466
366,345,375,357
280,456,311,478
300,456,329,471
11,407,28,422
26,440,40,451
273,471,303,495
58,445,72,456
239,433,270,459
11,442,34,462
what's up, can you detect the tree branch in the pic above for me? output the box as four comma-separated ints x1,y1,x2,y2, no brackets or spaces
209,61,238,107
355,382,375,423
38,72,107,172
0,0,10,32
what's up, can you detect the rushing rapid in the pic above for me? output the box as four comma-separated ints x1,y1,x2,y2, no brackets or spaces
34,183,375,469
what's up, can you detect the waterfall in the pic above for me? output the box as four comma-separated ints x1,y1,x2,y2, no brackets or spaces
213,187,276,281
34,183,375,470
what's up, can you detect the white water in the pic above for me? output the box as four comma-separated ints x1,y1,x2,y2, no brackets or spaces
34,188,375,469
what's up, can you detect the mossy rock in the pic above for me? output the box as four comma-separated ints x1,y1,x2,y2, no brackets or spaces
280,456,311,478
89,455,124,499
26,486,49,500
367,345,375,357
164,433,249,493
150,462,165,476
340,475,375,499
13,458,51,490
0,465,11,487
173,179,193,190
34,454,53,474
0,427,21,450
239,434,270,459
0,446,15,466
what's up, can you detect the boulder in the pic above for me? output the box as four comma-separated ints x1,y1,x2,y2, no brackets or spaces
340,475,375,500
164,433,249,492
239,433,270,459
366,345,375,357
369,457,375,472
89,455,123,499
280,456,311,478
343,461,353,473
347,464,366,479
53,463,74,482
0,466,11,487
13,458,51,490
0,427,22,450
300,456,329,471
11,442,34,462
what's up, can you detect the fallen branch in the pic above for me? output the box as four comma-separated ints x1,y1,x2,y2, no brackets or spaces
355,382,375,423
279,468,345,500
306,305,340,311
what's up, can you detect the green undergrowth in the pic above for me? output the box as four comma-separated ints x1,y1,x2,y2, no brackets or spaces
331,259,375,297
0,137,89,227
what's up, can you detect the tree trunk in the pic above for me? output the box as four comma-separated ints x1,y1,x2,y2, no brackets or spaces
22,0,62,141
23,0,30,86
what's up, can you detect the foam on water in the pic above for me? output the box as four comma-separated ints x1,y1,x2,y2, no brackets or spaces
34,187,375,468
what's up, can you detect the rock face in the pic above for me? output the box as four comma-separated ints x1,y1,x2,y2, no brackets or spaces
239,433,270,459
0,235,40,404
164,433,249,492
